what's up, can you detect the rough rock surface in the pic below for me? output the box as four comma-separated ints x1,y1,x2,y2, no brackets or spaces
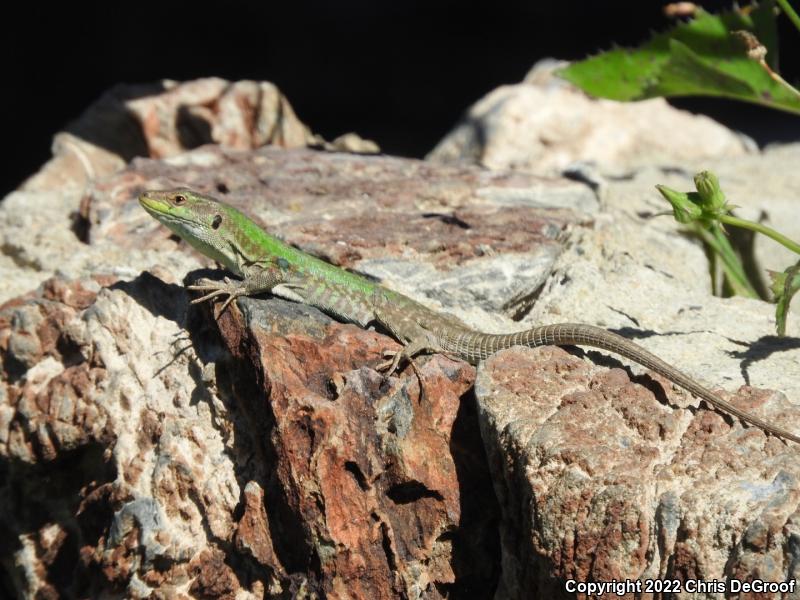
3,77,375,304
425,61,800,599
1,139,592,598
428,60,753,176
477,346,800,600
607,146,800,288
214,296,496,598
3,75,800,600
21,78,322,195
0,273,496,598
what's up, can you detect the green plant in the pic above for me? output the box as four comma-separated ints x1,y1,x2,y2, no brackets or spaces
557,1,800,334
657,172,800,335
557,1,800,115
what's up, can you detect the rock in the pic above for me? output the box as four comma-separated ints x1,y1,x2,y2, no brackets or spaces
626,143,800,284
425,61,800,598
4,78,348,306
0,273,499,598
21,78,328,194
3,144,592,598
0,273,237,597
3,75,800,599
428,60,753,176
212,295,495,597
85,145,594,323
476,346,800,599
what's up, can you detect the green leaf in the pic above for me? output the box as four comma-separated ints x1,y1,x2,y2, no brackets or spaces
769,261,800,336
655,184,703,224
557,2,800,115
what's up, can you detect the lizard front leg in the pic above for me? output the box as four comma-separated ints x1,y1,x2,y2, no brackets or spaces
372,290,450,377
187,258,293,316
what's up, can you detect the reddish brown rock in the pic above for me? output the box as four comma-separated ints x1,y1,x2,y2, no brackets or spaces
1,142,577,597
234,481,286,590
84,145,589,262
476,346,800,599
189,549,241,600
0,276,116,463
211,296,499,598
0,270,501,598
126,79,317,159
21,78,324,193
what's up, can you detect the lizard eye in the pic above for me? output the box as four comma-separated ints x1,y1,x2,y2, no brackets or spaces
211,215,223,230
174,194,187,205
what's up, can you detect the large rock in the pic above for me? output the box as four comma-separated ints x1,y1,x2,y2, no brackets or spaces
1,78,376,305
426,61,800,598
1,140,593,598
21,78,323,194
2,76,799,599
428,60,753,176
476,346,800,600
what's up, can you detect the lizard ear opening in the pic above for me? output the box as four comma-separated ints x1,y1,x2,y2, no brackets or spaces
211,215,223,230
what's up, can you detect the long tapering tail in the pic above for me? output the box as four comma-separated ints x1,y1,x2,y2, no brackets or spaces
440,322,800,444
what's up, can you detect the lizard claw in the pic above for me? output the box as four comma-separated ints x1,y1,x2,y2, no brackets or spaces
187,277,246,316
376,337,435,377
377,349,405,376
377,347,426,402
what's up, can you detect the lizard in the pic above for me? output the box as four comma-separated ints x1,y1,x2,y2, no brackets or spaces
139,188,800,445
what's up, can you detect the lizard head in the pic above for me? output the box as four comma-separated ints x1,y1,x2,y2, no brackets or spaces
139,188,244,274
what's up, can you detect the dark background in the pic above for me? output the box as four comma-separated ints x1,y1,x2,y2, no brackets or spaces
4,0,800,196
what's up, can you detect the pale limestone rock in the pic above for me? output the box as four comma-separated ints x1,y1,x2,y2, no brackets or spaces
428,60,752,175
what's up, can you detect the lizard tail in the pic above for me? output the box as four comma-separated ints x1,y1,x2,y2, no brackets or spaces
442,322,800,444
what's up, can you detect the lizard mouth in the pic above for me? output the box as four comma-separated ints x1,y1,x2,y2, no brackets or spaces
138,192,170,216
138,193,195,234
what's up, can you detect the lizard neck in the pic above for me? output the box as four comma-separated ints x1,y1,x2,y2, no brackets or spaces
235,222,377,295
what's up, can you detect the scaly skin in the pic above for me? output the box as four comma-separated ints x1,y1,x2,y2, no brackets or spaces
140,188,800,445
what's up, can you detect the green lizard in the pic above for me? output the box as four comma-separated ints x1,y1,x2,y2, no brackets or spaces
139,188,800,445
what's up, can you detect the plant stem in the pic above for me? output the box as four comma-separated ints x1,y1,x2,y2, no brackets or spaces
776,0,800,36
694,225,759,298
719,214,800,255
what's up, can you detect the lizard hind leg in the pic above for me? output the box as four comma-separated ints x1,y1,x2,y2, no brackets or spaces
376,337,437,402
377,337,432,376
